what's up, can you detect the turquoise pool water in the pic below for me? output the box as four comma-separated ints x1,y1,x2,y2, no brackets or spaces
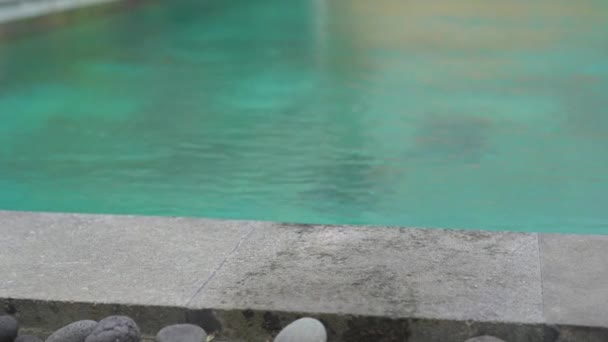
1,0,607,233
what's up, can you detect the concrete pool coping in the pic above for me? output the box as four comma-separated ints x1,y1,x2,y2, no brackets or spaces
0,0,120,24
1,0,149,25
1,211,607,341
0,0,152,41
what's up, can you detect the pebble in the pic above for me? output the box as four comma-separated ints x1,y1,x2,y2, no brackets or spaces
0,315,19,342
156,324,207,342
273,318,326,342
45,320,98,342
15,335,43,342
84,316,140,342
465,336,507,342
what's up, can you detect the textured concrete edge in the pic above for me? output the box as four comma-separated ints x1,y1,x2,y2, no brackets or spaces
2,298,608,342
538,234,608,329
1,210,608,341
0,0,153,40
0,0,120,24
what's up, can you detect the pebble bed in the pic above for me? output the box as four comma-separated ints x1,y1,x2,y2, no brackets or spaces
0,314,507,342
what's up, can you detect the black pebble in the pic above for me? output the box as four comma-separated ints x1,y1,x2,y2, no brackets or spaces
45,320,98,342
0,315,19,342
84,316,140,342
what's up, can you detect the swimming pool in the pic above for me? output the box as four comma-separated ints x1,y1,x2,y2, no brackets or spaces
1,0,607,233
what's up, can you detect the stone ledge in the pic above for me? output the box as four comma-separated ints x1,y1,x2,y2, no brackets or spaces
0,0,150,40
0,0,120,24
1,211,607,341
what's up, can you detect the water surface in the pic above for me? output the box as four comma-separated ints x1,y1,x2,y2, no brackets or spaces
1,0,608,233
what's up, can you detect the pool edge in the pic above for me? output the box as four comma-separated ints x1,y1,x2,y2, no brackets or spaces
1,210,607,341
0,0,153,41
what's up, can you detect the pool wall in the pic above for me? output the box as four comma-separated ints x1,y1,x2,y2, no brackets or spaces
1,210,607,341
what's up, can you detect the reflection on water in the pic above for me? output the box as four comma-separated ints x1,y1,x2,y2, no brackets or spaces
409,114,494,164
0,0,607,233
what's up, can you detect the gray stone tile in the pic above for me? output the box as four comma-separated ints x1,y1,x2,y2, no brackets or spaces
0,211,256,307
540,234,608,328
191,223,543,323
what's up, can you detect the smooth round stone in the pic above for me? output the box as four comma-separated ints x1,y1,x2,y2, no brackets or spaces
273,318,326,342
84,316,140,342
155,324,207,342
0,315,19,342
45,320,98,342
15,335,43,342
465,336,507,342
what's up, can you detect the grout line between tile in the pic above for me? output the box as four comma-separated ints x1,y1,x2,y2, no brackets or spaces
185,226,256,306
537,233,546,325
